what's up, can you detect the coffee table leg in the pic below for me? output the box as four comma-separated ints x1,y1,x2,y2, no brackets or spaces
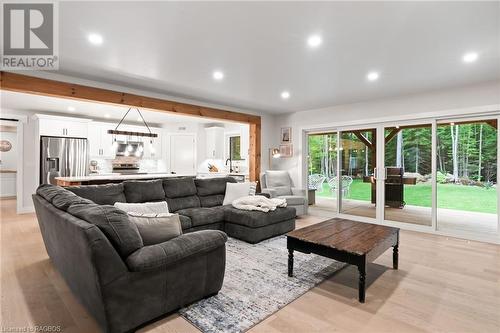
288,249,294,277
393,244,399,270
358,263,366,303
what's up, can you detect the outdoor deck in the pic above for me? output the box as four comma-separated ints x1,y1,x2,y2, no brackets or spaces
311,197,498,235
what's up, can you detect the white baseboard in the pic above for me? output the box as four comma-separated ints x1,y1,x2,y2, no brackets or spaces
17,206,35,214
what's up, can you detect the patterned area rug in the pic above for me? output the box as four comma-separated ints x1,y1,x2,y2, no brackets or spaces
179,235,345,333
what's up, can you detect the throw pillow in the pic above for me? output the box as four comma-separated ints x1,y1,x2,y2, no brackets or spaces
128,212,182,246
223,182,257,205
114,201,169,214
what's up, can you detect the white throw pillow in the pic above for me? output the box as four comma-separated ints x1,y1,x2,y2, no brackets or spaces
114,201,169,214
223,182,257,205
127,212,182,245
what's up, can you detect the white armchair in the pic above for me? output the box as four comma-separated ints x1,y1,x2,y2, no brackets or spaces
260,170,308,216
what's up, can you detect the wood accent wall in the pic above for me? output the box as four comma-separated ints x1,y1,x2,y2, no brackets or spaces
0,71,262,182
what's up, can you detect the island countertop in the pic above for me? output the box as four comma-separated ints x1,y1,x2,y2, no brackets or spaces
55,173,195,186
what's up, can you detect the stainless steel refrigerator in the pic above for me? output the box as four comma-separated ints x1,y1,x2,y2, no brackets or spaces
40,136,89,185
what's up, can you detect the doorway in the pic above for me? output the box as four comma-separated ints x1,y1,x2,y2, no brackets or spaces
435,118,498,235
169,134,196,175
0,121,18,199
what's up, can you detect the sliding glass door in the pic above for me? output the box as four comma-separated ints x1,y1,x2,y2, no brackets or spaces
339,128,377,219
436,118,498,235
383,123,433,226
305,116,499,241
307,132,338,211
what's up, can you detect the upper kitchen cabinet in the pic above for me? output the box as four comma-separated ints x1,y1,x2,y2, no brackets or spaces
35,114,89,138
205,126,224,160
88,122,115,158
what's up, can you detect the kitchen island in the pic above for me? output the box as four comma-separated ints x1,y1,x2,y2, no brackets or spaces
55,173,194,186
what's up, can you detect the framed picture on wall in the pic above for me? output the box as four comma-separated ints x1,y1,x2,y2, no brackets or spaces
279,144,293,157
281,127,291,143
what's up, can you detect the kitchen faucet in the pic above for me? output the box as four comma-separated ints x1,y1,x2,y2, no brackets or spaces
225,158,233,173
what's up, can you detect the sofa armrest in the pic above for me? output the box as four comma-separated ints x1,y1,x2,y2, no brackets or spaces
261,188,277,198
291,187,307,197
126,230,227,272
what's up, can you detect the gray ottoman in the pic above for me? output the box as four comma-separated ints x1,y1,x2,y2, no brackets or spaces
223,206,296,243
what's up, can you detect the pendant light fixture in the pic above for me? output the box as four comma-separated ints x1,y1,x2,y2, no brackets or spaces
108,107,158,139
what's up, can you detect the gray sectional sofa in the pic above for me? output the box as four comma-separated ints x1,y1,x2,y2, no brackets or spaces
66,176,296,243
32,176,295,333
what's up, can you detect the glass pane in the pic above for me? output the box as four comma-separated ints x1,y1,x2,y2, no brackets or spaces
230,136,241,160
339,129,376,218
307,133,338,211
384,125,432,226
437,120,498,234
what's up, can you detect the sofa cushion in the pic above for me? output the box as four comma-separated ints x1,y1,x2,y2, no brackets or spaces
199,194,225,208
123,179,165,203
67,183,126,205
67,203,143,257
114,201,169,214
178,214,192,230
163,177,197,198
265,170,291,187
195,177,237,207
223,206,296,228
277,195,307,206
166,195,201,212
195,177,236,196
176,206,225,227
52,191,94,211
126,230,227,272
128,213,182,246
36,184,67,202
222,182,255,205
273,186,292,196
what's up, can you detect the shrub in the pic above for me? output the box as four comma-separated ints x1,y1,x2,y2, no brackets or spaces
437,171,447,184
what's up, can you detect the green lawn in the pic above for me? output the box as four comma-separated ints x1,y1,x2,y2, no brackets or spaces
317,179,498,214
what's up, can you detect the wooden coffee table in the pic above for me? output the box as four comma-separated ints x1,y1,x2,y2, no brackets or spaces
287,218,399,303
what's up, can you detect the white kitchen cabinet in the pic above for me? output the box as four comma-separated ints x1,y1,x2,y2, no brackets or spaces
88,122,115,158
36,115,89,138
205,127,224,159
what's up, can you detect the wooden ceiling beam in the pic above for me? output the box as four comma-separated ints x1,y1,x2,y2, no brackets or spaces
351,131,373,149
0,71,261,125
385,128,400,144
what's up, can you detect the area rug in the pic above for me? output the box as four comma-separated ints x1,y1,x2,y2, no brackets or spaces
179,235,345,333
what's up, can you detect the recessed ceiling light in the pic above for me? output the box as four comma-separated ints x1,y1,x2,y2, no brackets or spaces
307,35,322,48
462,52,478,63
281,91,290,99
67,106,76,112
366,71,380,82
88,33,103,45
212,70,224,81
104,114,110,118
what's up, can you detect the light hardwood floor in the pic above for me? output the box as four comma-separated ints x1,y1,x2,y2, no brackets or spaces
1,198,499,333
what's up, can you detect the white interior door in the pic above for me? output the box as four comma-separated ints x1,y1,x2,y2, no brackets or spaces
170,134,196,175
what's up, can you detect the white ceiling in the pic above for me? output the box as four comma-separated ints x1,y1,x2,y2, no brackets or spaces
41,2,500,113
0,91,219,125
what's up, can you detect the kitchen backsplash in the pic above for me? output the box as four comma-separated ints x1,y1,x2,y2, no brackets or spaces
90,158,167,174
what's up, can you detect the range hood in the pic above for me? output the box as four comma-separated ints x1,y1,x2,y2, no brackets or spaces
115,141,144,158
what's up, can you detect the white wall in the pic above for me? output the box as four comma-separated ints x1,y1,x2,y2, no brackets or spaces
268,81,500,187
